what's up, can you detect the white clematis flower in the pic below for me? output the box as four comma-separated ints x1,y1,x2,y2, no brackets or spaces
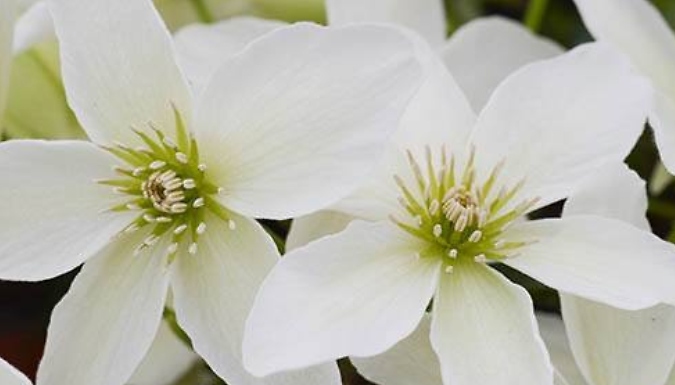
559,163,675,385
572,0,675,174
0,0,424,384
0,358,31,385
343,164,675,385
243,40,673,385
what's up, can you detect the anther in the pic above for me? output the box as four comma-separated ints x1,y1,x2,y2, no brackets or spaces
468,230,482,243
448,249,458,259
143,214,155,222
143,235,159,246
444,266,454,274
188,243,198,255
198,164,207,172
175,152,188,164
167,243,178,255
433,224,443,238
173,224,188,235
182,179,196,189
196,222,207,234
454,214,469,232
193,197,205,208
170,203,188,213
474,254,487,263
149,160,166,170
155,216,172,223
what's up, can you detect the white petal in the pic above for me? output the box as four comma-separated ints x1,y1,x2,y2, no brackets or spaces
430,262,553,385
442,16,563,112
128,320,198,385
0,358,31,385
393,45,476,158
651,92,675,174
243,220,441,376
174,17,286,95
196,23,422,219
37,231,171,385
470,43,650,208
12,1,54,54
329,145,406,221
325,0,446,47
286,211,353,251
572,0,675,174
561,296,675,385
572,0,675,100
351,314,443,385
537,314,588,385
48,0,191,145
0,140,134,281
505,216,675,310
0,0,16,126
561,163,675,385
563,163,649,230
171,213,340,385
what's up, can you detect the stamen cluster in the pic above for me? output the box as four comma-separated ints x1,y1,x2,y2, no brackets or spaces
98,110,235,258
391,146,538,272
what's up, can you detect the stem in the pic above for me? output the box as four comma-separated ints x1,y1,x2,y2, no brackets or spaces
524,0,550,33
191,0,214,23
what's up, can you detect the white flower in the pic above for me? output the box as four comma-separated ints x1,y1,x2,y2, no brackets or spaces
343,164,675,385
243,39,672,385
572,0,675,175
0,358,31,385
558,163,675,385
0,0,424,384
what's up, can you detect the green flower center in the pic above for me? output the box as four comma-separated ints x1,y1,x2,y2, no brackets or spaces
391,147,538,273
98,110,234,258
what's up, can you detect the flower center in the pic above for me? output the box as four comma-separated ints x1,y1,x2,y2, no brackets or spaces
98,109,235,258
391,146,538,272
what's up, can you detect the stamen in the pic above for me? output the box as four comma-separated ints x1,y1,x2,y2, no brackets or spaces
433,224,443,238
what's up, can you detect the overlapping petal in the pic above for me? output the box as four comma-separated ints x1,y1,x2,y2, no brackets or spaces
195,23,422,219
128,321,198,385
561,297,675,385
351,315,442,385
0,358,31,385
506,216,675,310
286,211,353,251
48,0,191,145
36,231,171,385
0,140,133,281
430,262,553,385
559,163,675,385
573,0,675,173
442,16,563,112
174,17,285,95
470,43,649,208
171,213,340,385
325,0,446,47
244,220,441,376
12,1,53,54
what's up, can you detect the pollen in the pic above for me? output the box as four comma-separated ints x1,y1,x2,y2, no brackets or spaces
98,108,235,259
390,146,538,269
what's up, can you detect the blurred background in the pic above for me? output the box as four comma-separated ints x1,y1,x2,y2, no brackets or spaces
2,0,675,383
